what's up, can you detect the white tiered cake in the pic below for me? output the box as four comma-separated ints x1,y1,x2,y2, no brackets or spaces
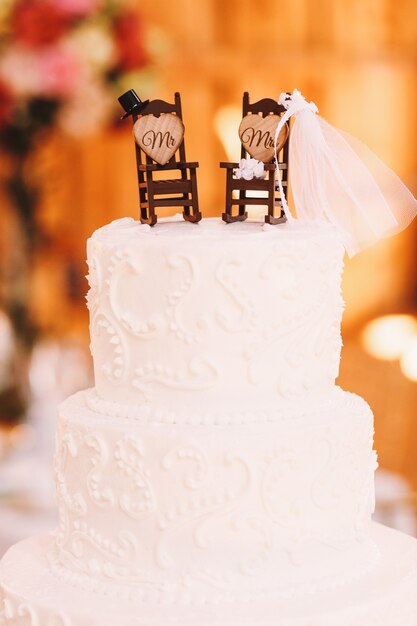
0,217,416,625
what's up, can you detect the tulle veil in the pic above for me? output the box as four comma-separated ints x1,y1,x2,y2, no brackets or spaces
274,89,417,256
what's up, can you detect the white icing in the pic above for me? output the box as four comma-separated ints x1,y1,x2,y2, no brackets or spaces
87,218,345,415
1,216,417,624
50,389,378,599
0,525,417,624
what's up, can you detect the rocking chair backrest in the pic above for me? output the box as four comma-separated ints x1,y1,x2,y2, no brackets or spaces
240,92,288,165
134,92,187,167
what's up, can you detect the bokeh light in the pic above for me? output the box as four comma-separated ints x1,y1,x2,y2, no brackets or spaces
400,336,417,382
361,315,417,361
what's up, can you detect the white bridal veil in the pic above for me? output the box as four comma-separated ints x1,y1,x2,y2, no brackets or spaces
274,89,417,256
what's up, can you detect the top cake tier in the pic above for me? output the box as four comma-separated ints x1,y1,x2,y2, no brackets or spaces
86,217,344,423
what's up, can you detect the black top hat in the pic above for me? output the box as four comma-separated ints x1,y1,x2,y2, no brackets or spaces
118,89,150,119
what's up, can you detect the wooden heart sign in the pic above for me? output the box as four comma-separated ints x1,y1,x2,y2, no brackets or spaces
239,114,289,163
134,113,185,165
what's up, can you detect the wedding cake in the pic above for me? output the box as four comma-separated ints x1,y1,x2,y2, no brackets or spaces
0,216,416,625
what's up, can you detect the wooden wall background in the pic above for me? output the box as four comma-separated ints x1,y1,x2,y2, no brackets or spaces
60,0,417,320
2,0,417,487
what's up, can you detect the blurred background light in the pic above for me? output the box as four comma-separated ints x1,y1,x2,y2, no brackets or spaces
9,423,36,453
214,105,241,162
361,314,417,361
400,336,417,382
0,312,14,377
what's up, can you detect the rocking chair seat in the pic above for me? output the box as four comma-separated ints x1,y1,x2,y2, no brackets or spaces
139,179,192,190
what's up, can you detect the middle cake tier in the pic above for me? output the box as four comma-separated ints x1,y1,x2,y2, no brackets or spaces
54,389,378,603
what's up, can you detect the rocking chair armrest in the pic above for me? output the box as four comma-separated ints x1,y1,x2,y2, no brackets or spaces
264,163,288,171
220,162,239,169
138,162,199,172
220,162,279,172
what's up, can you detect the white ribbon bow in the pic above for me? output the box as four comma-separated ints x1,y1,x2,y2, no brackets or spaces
273,88,417,256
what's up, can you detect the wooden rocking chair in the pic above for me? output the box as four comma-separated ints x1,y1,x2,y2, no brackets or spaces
220,92,290,224
119,90,201,226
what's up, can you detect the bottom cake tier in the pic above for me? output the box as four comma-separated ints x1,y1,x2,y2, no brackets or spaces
0,523,416,625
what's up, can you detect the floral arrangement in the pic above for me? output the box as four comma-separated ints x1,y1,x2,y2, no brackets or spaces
0,0,154,140
0,0,156,425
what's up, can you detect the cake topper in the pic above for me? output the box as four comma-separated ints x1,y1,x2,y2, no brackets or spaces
274,89,417,256
118,90,201,226
220,92,290,224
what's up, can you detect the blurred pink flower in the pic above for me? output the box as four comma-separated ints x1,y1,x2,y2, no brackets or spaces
0,1,155,135
0,47,40,97
54,0,103,18
38,47,80,98
58,77,113,136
